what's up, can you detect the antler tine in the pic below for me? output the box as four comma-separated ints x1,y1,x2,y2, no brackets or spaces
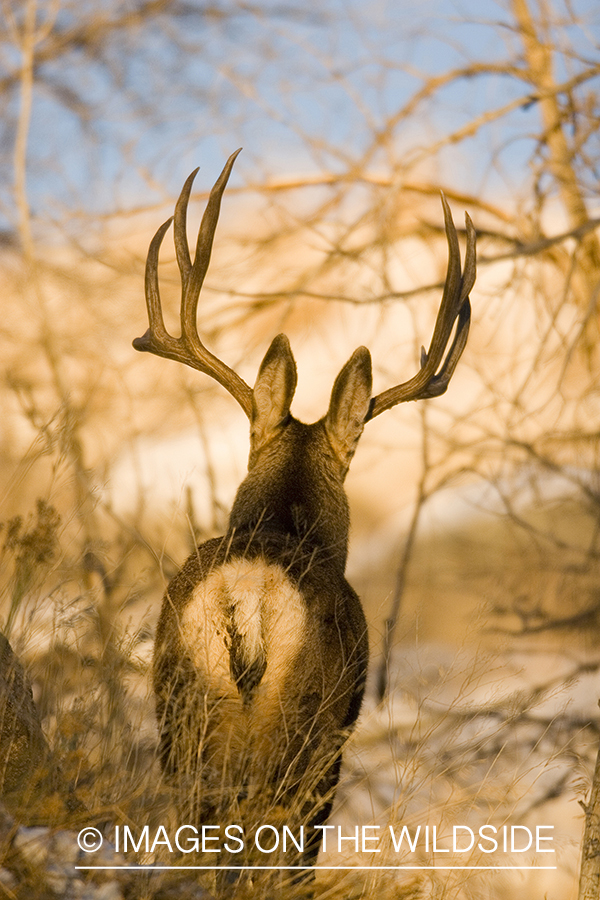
176,148,242,351
133,150,253,418
135,216,174,352
368,197,476,420
172,167,199,298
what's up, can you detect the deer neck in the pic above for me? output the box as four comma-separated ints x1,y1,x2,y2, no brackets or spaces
228,420,351,571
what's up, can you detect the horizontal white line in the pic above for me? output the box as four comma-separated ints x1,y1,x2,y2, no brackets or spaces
76,865,557,871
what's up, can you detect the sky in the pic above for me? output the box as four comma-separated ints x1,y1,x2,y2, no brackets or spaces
0,0,598,239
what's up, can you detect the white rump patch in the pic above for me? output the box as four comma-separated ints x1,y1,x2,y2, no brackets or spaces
181,558,306,694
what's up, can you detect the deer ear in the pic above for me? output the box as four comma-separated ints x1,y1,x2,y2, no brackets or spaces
325,347,372,470
251,333,297,449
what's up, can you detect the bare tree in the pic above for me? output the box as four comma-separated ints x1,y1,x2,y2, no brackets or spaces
0,1,598,897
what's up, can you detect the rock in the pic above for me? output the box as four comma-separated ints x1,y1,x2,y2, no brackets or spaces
0,633,50,806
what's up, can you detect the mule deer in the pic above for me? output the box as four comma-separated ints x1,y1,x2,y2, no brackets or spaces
134,150,475,883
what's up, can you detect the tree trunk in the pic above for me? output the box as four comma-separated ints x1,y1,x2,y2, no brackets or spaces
578,717,600,900
512,0,600,351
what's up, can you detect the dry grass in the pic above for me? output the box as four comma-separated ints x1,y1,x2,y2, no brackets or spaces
0,483,597,899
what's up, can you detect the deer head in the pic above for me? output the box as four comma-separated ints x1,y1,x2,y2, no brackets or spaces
134,150,475,562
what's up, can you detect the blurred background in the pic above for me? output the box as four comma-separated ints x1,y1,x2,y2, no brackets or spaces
0,0,599,897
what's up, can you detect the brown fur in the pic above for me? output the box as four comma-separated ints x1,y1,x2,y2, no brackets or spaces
153,338,371,877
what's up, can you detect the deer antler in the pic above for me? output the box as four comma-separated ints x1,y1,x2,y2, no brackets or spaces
133,149,253,418
368,196,475,420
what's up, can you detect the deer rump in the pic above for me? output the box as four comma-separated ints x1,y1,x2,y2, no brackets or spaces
153,530,368,849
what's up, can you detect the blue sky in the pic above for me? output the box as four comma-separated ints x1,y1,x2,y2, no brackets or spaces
1,0,598,236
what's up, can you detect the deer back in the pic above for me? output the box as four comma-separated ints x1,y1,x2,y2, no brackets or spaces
152,333,372,815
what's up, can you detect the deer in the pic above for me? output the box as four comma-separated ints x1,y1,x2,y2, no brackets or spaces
133,149,475,890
